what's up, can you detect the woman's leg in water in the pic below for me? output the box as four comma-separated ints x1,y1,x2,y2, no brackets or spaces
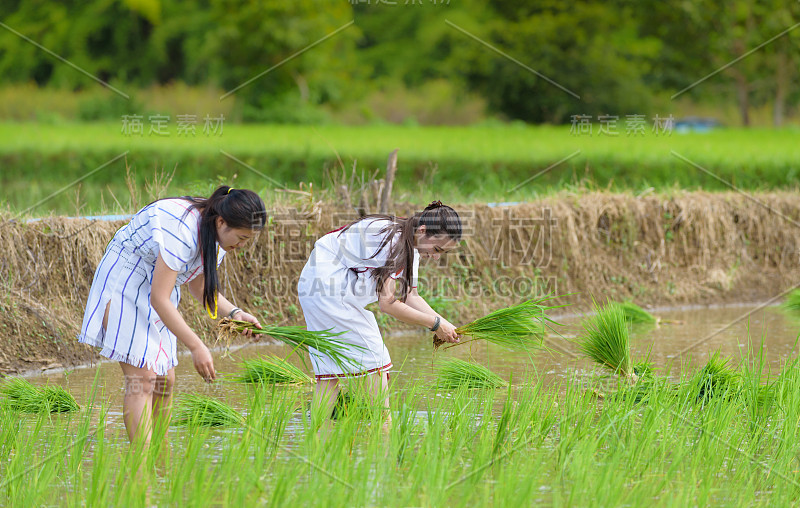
105,301,157,445
152,369,175,441
313,377,341,426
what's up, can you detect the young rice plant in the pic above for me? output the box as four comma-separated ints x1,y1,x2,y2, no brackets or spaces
436,358,509,390
0,378,80,413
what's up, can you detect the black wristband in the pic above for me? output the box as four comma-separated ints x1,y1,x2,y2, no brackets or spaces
430,316,441,332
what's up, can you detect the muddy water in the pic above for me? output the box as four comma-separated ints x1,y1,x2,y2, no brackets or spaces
26,302,800,419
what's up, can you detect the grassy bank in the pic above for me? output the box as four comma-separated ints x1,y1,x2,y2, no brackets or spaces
1,123,799,215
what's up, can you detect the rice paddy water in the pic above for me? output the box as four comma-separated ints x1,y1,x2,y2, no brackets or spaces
3,302,800,505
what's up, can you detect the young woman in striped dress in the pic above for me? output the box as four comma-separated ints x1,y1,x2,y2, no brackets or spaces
297,201,462,422
78,185,266,444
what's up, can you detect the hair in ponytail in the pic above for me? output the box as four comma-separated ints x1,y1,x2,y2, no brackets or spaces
183,186,266,314
339,200,462,302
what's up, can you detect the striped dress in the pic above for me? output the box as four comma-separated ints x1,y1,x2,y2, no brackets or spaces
297,219,419,379
77,198,225,376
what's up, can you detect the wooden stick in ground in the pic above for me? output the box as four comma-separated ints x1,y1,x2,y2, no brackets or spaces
379,149,398,214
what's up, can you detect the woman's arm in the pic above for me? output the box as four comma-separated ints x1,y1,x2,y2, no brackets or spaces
378,278,459,343
404,288,441,317
187,274,262,331
151,254,216,381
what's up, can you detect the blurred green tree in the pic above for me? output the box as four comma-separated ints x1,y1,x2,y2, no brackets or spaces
0,0,361,122
0,0,161,87
1,0,797,125
649,0,800,126
451,1,662,123
188,0,360,122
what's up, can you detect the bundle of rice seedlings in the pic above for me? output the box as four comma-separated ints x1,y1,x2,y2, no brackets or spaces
782,289,800,314
691,354,742,403
578,301,636,383
0,378,42,413
171,394,244,428
616,301,657,325
40,385,82,413
0,378,80,413
436,358,509,390
235,356,312,386
217,319,363,370
434,296,562,351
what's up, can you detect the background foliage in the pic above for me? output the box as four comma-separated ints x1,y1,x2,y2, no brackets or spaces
1,0,799,125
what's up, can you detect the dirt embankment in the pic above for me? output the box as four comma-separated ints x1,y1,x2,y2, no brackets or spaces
1,191,798,375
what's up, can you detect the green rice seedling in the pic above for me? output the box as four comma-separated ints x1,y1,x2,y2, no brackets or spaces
782,289,800,314
172,394,244,428
329,385,384,422
331,390,360,420
0,378,80,413
616,301,657,325
578,301,635,382
690,354,742,403
235,356,312,386
612,374,680,405
436,358,509,390
632,361,654,378
435,296,563,351
0,378,41,412
612,381,652,404
246,385,302,454
217,319,364,370
609,361,663,404
0,404,22,454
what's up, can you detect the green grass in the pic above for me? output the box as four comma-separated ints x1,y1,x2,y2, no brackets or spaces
0,378,80,413
4,348,800,506
2,122,799,215
234,356,312,386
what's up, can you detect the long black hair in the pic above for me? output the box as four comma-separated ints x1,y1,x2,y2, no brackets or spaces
339,200,462,302
183,185,266,315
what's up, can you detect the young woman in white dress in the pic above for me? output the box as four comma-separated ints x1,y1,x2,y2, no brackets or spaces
78,185,265,444
297,201,462,421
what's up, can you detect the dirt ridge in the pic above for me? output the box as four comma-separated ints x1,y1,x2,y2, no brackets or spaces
2,191,798,374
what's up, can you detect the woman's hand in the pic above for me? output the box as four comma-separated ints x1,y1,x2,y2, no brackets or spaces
235,311,262,339
434,318,459,344
190,342,216,382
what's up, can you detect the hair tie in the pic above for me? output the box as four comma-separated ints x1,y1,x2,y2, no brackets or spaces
227,187,235,194
425,200,443,210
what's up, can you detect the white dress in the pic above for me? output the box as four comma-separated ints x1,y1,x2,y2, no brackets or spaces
297,218,419,379
77,198,225,376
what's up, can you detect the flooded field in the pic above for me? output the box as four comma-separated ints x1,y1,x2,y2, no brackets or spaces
4,302,800,507
33,302,798,413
